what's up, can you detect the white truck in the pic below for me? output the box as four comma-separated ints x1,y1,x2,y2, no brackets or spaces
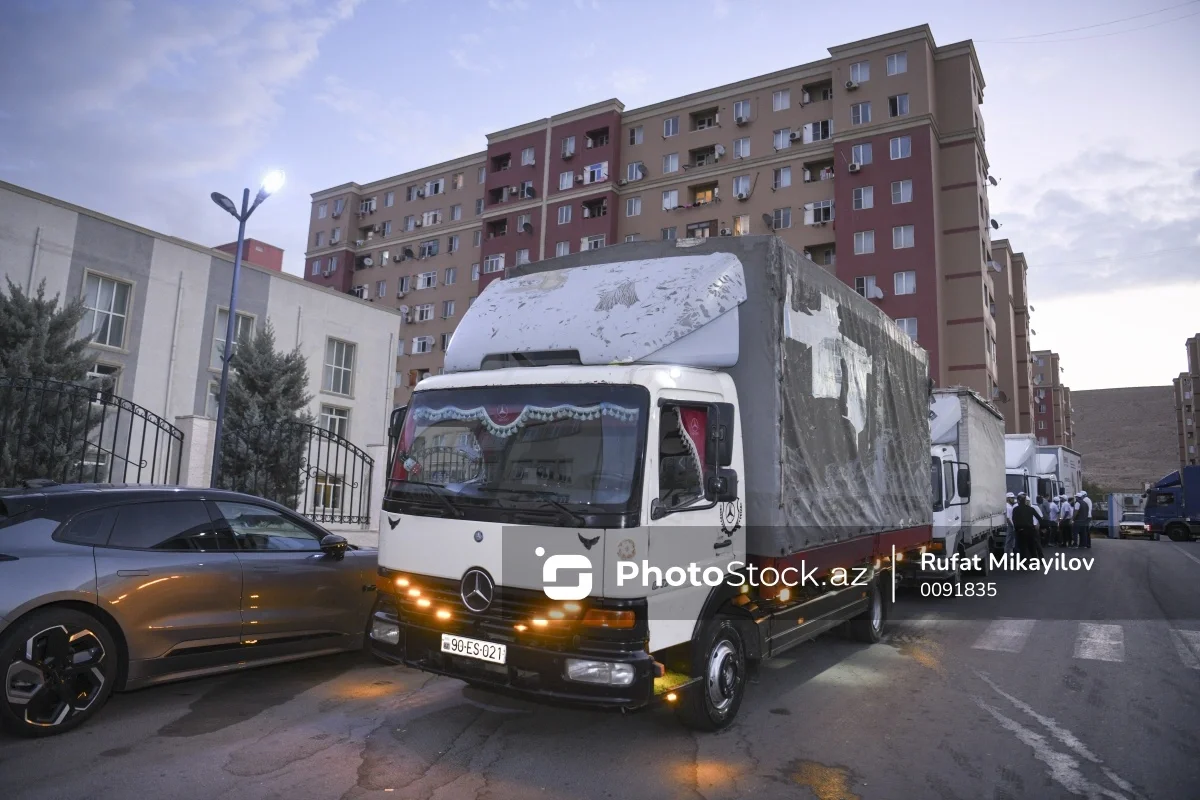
1035,445,1082,500
918,387,1006,582
370,236,933,730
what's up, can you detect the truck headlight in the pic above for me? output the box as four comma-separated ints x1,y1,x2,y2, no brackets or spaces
564,658,635,686
370,619,400,645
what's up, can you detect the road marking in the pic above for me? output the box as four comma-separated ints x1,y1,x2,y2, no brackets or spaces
1074,623,1124,662
1172,545,1200,567
972,619,1036,652
1170,629,1200,670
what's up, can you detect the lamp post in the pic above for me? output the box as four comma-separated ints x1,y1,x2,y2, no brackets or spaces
209,170,285,487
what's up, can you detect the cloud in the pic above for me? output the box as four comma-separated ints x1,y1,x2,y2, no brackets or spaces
488,0,529,10
711,0,730,19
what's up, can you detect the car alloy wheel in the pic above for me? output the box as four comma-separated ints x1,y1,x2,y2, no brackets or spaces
5,624,108,729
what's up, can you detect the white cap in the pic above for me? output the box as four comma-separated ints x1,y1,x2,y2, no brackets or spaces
1018,491,1027,498
1006,492,1016,499
1080,491,1088,497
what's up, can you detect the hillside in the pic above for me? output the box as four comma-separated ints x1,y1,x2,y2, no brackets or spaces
1072,386,1177,492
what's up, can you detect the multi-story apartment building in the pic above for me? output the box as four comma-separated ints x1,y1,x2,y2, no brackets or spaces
214,238,284,272
990,240,1034,433
1173,334,1199,468
1032,349,1074,447
306,25,1016,409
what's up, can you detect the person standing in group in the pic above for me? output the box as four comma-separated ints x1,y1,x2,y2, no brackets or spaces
1047,494,1060,547
1012,493,1041,559
1060,495,1076,546
1077,491,1094,550
1038,495,1051,547
1004,492,1018,555
1072,492,1089,549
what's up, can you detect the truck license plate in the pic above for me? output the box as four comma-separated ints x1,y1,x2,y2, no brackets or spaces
440,634,507,665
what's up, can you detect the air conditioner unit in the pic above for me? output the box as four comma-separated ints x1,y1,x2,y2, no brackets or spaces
511,185,520,193
331,211,341,218
735,115,748,126
719,228,732,236
355,239,365,247
563,151,574,160
845,80,859,91
416,189,425,198
393,254,403,262
803,169,813,183
735,192,748,201
789,131,803,142
801,90,811,105
322,268,331,277
415,221,423,227
575,174,584,183
397,291,406,298
618,179,627,186
848,162,861,174
372,224,382,232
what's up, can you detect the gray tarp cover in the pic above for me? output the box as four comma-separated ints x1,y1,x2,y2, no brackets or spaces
499,236,933,558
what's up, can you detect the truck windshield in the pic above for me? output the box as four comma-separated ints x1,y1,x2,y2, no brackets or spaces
1005,475,1025,496
387,384,649,524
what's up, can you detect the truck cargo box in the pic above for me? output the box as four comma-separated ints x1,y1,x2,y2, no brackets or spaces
448,236,932,558
930,387,1006,531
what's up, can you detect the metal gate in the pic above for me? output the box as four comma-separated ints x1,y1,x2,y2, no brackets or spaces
0,376,183,487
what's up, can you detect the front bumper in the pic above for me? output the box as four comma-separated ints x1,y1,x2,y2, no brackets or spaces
369,607,657,709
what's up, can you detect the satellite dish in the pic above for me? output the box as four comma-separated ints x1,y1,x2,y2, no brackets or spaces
636,164,647,177
526,187,536,198
398,305,410,315
363,257,374,267
1029,304,1035,312
987,260,1002,272
999,391,1009,403
988,175,999,187
714,144,726,156
867,285,885,300
761,213,774,231
522,222,534,234
403,247,414,258
990,219,1000,230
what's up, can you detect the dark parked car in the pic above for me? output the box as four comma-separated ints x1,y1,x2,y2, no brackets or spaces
0,484,378,737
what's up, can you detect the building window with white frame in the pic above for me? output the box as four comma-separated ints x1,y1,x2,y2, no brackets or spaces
320,405,350,438
418,270,437,289
849,61,869,82
771,207,791,230
473,230,482,247
626,161,644,181
584,234,605,250
852,186,874,210
471,263,481,281
477,166,487,183
773,166,791,189
403,215,415,232
772,89,790,111
444,267,456,285
81,273,132,349
86,362,120,398
851,143,872,165
483,254,504,273
889,93,910,117
891,179,913,204
733,137,750,158
853,275,878,297
422,209,442,227
448,234,459,253
415,303,434,322
209,309,254,371
521,147,535,166
516,213,531,232
662,227,676,240
376,280,387,298
662,189,678,210
887,52,907,75
384,191,395,208
559,171,573,190
515,248,530,266
412,336,433,354
733,215,750,236
894,270,916,295
625,234,640,243
330,228,341,244
733,175,750,197
451,204,462,221
663,116,679,137
556,241,569,257
773,128,791,150
558,205,572,224
897,317,917,341
584,162,608,183
315,231,325,247
893,224,915,249
854,230,875,255
442,299,456,318
629,126,643,145
662,153,679,173
850,101,871,125
561,136,575,158
626,196,642,217
323,338,355,396
419,239,439,259
317,202,327,219
890,135,912,159
311,259,321,276
734,99,750,120
475,198,485,215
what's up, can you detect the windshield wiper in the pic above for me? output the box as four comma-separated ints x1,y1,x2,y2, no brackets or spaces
393,479,464,519
473,487,586,526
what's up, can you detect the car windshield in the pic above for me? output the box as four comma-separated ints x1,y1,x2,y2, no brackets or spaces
387,384,649,522
1123,513,1143,522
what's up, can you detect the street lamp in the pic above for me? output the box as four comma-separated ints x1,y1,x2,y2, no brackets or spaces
208,170,285,487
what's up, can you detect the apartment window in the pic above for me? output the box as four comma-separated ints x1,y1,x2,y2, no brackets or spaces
854,230,875,255
475,198,485,215
558,205,572,224
360,198,377,215
584,235,605,250
896,317,917,341
772,89,790,111
585,162,608,184
890,136,912,160
773,128,791,150
317,203,330,221
330,227,341,244
450,204,462,221
733,137,750,158
442,299,456,319
629,126,643,146
440,333,452,351
210,309,254,370
851,143,873,165
773,166,791,189
315,231,325,247
850,102,871,125
662,189,679,211
734,99,750,121
471,263,481,281
333,198,345,216
556,241,570,257
893,225,915,249
626,197,642,217
381,250,389,265
886,52,907,76
406,186,418,202
663,153,679,173
403,215,415,232
311,259,321,276
664,116,679,137
662,227,677,240
733,215,750,236
809,199,833,223
521,147,536,166
415,303,434,322
620,161,643,183
854,275,877,297
809,120,832,141
417,269,437,289
624,234,640,243
559,171,573,191
892,179,913,204
419,240,439,259
587,128,609,148
81,273,132,349
318,406,349,439
328,256,338,273
452,173,464,190
894,271,916,295
849,61,869,83
732,175,750,196
1039,404,1047,414
351,285,366,299
384,191,395,208
422,209,442,226
483,254,504,274
515,249,530,266
448,234,460,253
852,186,874,210
477,166,486,183
889,94,910,118
426,178,445,196
771,207,791,230
1037,420,1046,431
412,336,433,354
473,230,482,247
323,338,355,396
376,280,387,298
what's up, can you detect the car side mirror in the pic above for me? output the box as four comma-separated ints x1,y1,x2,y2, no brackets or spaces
321,533,348,559
705,469,739,503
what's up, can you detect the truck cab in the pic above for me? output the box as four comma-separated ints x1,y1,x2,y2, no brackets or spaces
1145,467,1200,541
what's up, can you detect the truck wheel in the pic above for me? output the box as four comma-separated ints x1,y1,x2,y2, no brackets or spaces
677,618,746,731
849,579,887,643
1166,524,1188,542
1153,532,1160,542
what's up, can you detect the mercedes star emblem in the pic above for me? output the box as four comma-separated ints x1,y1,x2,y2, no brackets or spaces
474,530,484,543
460,568,495,613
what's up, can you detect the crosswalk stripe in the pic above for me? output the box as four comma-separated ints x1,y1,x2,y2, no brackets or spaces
1170,629,1200,670
1074,623,1124,662
972,619,1036,652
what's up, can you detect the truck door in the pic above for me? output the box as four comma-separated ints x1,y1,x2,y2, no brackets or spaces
644,400,737,652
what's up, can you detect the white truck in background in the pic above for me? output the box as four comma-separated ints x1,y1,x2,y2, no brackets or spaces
1035,445,1082,499
920,388,1006,582
1002,434,1055,551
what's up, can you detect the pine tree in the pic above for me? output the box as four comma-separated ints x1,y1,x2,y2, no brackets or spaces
217,321,315,508
0,278,96,485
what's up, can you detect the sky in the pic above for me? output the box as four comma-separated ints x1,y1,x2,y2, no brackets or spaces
1,0,1197,391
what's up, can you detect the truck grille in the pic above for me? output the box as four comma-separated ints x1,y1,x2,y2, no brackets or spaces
397,574,572,647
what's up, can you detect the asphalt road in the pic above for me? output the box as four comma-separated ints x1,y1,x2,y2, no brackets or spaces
2,536,1199,800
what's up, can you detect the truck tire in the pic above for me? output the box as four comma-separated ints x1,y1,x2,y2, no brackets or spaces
1153,531,1160,542
1166,524,1189,542
849,578,887,643
677,618,746,731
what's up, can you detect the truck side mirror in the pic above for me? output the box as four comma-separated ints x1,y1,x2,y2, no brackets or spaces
389,405,408,440
705,468,739,503
956,464,972,501
707,402,736,467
